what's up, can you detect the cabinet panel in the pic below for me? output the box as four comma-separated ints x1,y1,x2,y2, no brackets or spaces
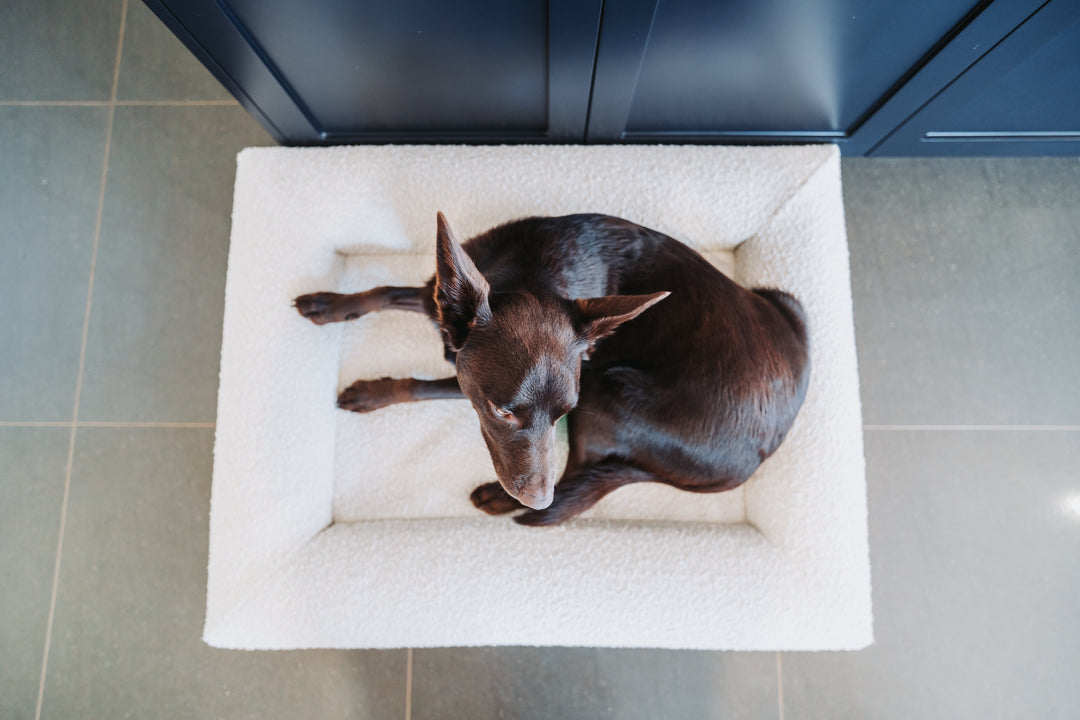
147,0,600,143
145,0,1080,153
930,11,1080,135
589,0,980,142
874,0,1080,155
224,0,547,135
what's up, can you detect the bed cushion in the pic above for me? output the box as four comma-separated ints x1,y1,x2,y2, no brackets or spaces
205,144,872,650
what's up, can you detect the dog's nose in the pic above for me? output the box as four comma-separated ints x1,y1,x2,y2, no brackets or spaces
514,486,553,510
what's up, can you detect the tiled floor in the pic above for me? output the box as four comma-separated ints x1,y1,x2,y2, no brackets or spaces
2,2,1078,718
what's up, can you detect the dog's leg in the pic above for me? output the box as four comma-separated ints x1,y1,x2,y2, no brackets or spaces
469,482,524,515
514,462,655,526
295,285,434,325
337,376,462,413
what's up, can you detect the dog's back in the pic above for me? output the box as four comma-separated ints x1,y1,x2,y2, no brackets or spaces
459,214,810,490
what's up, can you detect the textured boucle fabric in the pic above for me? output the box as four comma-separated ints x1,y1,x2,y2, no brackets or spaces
206,144,872,650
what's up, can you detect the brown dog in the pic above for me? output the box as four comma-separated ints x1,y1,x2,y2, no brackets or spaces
295,213,809,525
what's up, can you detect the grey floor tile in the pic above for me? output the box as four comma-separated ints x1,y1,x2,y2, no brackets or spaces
0,428,70,720
413,646,778,719
842,158,1080,426
0,0,121,101
40,427,405,718
78,106,272,422
116,0,234,102
0,107,109,422
782,430,1080,720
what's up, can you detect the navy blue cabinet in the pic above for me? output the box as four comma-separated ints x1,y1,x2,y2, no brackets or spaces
585,0,981,146
144,0,1080,155
147,0,601,143
873,0,1080,155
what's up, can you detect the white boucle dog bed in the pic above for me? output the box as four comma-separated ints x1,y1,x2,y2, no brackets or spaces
206,144,872,651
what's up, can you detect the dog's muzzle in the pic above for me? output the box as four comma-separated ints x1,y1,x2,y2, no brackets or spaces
506,470,555,510
513,485,554,510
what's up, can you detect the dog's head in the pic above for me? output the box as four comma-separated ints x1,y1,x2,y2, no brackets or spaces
433,212,668,509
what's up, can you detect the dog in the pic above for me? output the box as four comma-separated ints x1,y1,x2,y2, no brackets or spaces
294,213,809,526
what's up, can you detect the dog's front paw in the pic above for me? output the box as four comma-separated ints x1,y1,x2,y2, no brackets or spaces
294,292,346,325
337,378,403,413
470,482,523,515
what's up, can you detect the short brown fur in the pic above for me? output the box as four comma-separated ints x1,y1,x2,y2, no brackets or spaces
295,213,809,525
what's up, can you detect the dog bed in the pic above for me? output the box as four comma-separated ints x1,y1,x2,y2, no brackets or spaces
205,144,871,650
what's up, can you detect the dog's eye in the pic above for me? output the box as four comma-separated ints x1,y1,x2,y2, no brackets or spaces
488,401,514,420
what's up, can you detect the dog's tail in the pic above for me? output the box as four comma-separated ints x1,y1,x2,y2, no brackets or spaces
753,288,808,342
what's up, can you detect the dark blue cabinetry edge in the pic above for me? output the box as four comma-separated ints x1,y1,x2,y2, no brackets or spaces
145,0,601,145
872,0,1080,156
583,0,1000,150
143,0,1075,155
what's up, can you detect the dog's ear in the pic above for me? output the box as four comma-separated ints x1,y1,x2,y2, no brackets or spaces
434,211,491,351
574,291,670,351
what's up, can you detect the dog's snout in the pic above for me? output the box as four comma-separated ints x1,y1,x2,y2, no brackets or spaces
515,487,553,510
481,421,560,511
507,474,554,510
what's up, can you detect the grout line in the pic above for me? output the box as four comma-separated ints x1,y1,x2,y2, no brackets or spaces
115,100,238,106
405,648,413,720
35,3,127,718
35,424,76,719
864,424,1080,431
0,100,237,107
776,652,785,720
0,100,112,106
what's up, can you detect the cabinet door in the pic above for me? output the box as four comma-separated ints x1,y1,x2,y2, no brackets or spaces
585,0,982,149
146,0,601,143
872,0,1080,155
